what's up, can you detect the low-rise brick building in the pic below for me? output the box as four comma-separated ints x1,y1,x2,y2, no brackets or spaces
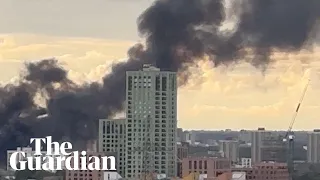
182,156,231,179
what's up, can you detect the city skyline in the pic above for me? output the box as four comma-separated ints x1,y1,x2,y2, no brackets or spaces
1,0,320,130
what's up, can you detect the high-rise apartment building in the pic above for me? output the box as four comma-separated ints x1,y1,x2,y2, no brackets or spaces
251,128,286,164
219,140,239,164
307,129,320,163
98,119,126,176
125,64,177,179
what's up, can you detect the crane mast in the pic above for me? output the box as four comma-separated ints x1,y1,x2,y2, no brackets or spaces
283,79,310,180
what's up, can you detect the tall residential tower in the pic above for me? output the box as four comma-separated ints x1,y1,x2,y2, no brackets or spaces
125,64,177,179
307,129,320,163
98,119,126,176
251,128,286,164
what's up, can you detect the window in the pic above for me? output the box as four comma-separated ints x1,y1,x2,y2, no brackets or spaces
189,161,192,169
156,76,160,91
162,77,167,91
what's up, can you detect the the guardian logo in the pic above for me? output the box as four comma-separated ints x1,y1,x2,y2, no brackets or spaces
9,136,116,171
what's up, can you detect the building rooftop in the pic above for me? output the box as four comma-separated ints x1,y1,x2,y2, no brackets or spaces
307,129,320,134
142,64,160,71
254,162,288,167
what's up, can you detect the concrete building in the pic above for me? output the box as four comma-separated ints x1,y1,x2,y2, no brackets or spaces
177,128,185,142
185,132,196,145
250,128,286,164
177,142,189,178
182,157,231,179
7,147,66,172
307,129,320,163
125,64,177,179
239,130,251,143
240,158,252,168
177,142,189,161
239,144,251,159
218,140,239,164
98,119,126,176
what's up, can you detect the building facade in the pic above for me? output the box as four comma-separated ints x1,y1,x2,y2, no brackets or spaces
181,157,231,179
125,64,177,179
185,132,196,145
233,162,289,180
240,158,252,168
177,142,189,178
239,130,251,143
218,140,239,164
98,119,126,176
65,151,108,180
250,128,286,164
253,162,289,180
177,128,185,142
307,129,320,163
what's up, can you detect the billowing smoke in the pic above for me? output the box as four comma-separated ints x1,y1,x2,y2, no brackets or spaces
0,0,319,160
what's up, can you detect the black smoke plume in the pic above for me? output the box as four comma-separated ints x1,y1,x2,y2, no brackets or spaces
0,0,319,161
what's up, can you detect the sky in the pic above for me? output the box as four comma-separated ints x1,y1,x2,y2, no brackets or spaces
0,0,320,131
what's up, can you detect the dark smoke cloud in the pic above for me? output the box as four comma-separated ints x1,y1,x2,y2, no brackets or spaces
0,0,319,161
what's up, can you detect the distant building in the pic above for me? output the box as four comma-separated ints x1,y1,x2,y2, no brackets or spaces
177,128,184,142
252,162,289,180
185,132,196,145
177,142,189,177
250,128,286,164
182,156,231,179
240,158,252,168
232,162,289,180
65,151,110,180
218,140,239,164
307,129,320,163
239,144,251,159
98,119,126,177
239,130,251,143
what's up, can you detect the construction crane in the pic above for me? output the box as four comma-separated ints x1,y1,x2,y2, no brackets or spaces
283,79,310,180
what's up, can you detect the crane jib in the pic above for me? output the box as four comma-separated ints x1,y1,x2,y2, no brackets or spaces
295,103,300,112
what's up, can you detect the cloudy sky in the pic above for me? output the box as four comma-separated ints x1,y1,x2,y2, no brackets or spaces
0,0,320,130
